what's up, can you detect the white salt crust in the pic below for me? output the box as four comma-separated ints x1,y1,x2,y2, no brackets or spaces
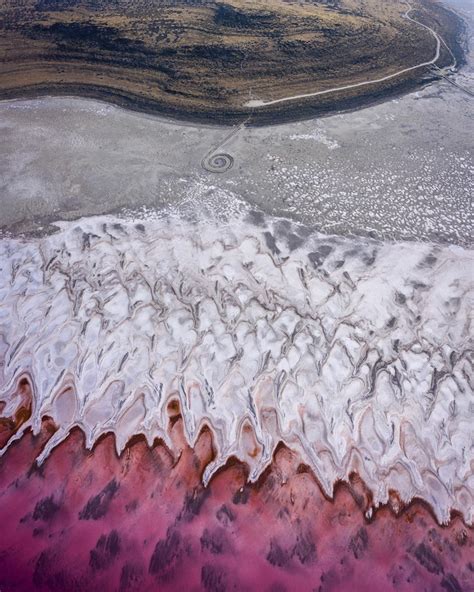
0,207,472,524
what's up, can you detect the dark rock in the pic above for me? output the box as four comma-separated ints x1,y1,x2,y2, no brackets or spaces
420,253,438,268
441,573,463,592
200,527,228,555
33,496,60,521
293,531,317,565
119,562,144,592
287,233,304,251
149,529,182,577
179,487,209,521
264,231,281,255
266,539,290,568
413,542,444,575
33,550,82,592
308,245,333,268
232,486,250,505
214,4,271,29
395,291,406,305
216,504,236,524
247,210,265,226
201,563,227,592
33,550,51,588
89,530,121,570
79,479,119,520
349,527,369,559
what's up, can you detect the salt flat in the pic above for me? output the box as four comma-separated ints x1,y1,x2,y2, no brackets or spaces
0,0,472,246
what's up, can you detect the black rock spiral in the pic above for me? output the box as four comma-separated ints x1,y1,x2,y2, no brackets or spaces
201,153,234,173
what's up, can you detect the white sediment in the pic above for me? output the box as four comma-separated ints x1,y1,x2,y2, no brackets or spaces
0,198,472,524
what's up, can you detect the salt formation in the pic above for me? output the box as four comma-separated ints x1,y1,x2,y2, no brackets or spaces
0,205,472,524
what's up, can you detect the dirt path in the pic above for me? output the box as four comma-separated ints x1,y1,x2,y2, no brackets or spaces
244,2,448,108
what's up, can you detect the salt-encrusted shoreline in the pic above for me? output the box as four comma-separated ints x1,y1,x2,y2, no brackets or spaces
1,203,472,524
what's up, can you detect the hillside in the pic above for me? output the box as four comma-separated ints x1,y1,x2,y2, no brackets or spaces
0,0,463,123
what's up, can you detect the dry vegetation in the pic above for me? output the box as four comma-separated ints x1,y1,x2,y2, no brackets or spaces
0,0,462,123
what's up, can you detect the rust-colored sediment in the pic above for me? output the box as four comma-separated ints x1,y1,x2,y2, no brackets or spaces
0,412,472,592
0,378,32,449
